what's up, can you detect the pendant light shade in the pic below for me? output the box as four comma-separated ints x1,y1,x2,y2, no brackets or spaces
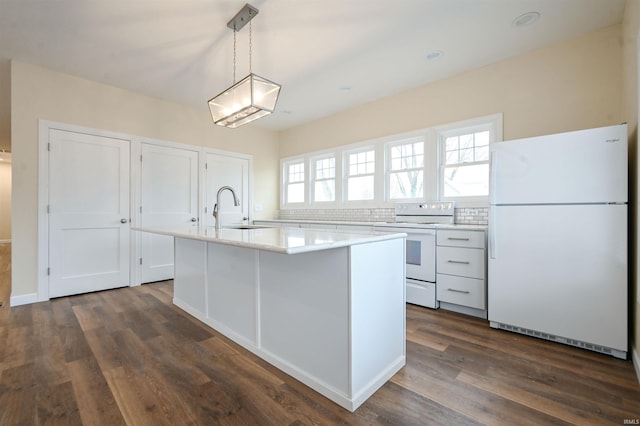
208,3,280,129
208,73,281,128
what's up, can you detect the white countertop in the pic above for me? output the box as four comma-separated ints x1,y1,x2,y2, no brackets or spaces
133,225,406,254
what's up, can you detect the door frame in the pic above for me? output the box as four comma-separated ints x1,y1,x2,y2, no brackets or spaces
200,147,254,228
37,120,136,302
132,136,202,286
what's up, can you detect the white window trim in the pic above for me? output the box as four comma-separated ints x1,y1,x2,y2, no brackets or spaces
435,113,503,207
384,136,427,203
281,158,307,207
310,153,338,206
342,144,379,206
278,113,502,210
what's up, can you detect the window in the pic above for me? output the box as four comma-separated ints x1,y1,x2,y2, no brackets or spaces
284,160,305,204
440,129,491,198
387,139,424,200
437,114,502,203
346,148,375,201
280,113,502,208
312,156,335,202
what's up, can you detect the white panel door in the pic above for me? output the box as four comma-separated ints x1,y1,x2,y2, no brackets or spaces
140,143,199,283
49,129,130,298
203,153,249,228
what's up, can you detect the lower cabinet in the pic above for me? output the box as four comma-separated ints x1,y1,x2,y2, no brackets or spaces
436,229,487,319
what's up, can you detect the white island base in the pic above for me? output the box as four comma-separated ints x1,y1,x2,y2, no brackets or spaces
172,233,405,412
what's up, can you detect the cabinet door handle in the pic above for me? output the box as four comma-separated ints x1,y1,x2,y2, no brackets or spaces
447,288,470,294
448,237,470,241
447,260,470,264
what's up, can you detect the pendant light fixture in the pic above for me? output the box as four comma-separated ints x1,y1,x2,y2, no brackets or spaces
208,3,281,128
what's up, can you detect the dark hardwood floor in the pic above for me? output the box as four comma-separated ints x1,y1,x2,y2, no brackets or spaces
0,279,639,425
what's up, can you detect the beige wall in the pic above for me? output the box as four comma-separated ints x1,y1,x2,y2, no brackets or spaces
623,0,640,366
0,161,10,240
280,24,623,157
11,60,279,298
279,22,640,356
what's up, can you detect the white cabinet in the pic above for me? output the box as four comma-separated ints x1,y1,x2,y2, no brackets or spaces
436,229,487,319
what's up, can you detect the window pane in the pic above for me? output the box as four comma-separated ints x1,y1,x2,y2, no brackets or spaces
314,180,335,202
288,163,304,183
445,136,458,151
315,157,335,179
475,146,489,161
445,150,458,165
348,175,374,200
459,148,474,163
475,131,490,146
389,170,423,199
287,182,305,203
443,164,489,197
348,150,375,176
390,142,423,170
459,134,473,150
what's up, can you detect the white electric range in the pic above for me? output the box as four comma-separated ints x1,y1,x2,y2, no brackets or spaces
375,202,455,309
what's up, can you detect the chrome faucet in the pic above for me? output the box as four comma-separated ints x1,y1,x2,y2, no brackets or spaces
213,186,240,230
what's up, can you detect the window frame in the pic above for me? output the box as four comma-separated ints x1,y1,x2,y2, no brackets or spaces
384,136,426,202
342,145,378,205
436,113,503,206
310,153,337,205
281,158,307,206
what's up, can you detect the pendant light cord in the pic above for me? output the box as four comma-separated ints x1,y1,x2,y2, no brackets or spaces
249,21,252,75
233,24,237,84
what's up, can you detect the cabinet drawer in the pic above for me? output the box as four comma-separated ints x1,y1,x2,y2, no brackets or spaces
437,230,485,248
436,274,485,309
437,246,485,279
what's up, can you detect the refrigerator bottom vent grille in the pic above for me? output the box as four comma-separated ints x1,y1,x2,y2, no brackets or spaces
490,322,626,359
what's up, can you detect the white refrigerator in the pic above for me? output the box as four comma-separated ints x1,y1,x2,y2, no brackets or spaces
488,123,628,359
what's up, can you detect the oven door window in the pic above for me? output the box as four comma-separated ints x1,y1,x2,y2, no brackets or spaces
406,240,421,266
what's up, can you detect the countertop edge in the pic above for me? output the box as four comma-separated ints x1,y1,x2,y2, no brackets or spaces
132,226,407,254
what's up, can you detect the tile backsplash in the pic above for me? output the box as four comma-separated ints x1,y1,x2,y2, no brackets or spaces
278,207,489,225
278,208,395,222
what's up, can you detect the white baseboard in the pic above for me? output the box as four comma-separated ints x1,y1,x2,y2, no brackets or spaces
10,293,39,307
633,345,640,384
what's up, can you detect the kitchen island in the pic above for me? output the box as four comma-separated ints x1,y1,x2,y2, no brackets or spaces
134,225,407,411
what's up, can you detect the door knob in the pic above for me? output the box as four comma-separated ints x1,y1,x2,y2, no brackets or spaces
191,217,197,222
121,218,128,224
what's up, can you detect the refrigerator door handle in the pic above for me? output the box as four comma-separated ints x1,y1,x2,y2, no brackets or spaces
489,150,497,206
489,206,497,259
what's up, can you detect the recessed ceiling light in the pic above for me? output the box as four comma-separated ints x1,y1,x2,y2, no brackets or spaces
512,12,540,28
339,86,352,92
426,50,444,61
280,110,292,115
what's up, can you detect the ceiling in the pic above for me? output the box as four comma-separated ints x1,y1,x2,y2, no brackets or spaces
0,0,627,145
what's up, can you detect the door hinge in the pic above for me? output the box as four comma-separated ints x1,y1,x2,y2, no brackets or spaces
139,258,143,265
47,143,51,151
140,154,143,162
204,207,207,213
205,163,208,170
47,267,50,276
46,205,50,214
139,206,142,213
